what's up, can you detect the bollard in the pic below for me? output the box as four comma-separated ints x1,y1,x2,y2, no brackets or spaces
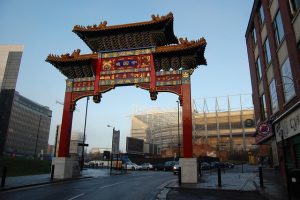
259,166,264,188
178,167,182,186
199,163,202,177
1,166,7,188
218,167,222,187
50,165,55,181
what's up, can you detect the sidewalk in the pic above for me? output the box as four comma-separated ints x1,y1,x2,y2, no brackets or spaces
167,171,259,191
260,168,289,200
165,167,290,200
0,168,110,190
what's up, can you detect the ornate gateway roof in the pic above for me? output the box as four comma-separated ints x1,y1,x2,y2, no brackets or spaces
73,12,178,52
47,13,207,79
46,38,206,79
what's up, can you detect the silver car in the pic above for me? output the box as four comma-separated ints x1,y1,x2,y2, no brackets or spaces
141,163,153,170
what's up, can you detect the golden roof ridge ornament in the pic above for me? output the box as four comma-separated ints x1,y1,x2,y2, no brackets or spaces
178,37,206,47
73,12,174,31
151,12,173,21
46,49,82,60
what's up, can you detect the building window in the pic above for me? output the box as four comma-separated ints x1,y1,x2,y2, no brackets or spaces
273,11,285,46
252,27,257,46
281,58,296,102
258,5,265,25
264,38,272,65
269,79,279,113
260,94,267,121
289,0,300,16
256,57,262,80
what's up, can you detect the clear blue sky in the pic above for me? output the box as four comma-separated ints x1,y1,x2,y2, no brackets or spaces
0,0,254,152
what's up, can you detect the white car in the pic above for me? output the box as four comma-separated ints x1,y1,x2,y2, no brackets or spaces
126,162,142,170
141,163,153,170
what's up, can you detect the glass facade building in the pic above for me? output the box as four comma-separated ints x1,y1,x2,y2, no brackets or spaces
4,92,52,156
0,45,52,156
0,45,23,90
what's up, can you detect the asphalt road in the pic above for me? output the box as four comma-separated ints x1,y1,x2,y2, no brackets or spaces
0,171,176,200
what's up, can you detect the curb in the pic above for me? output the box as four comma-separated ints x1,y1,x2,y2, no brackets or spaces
156,188,170,200
166,183,268,199
156,179,177,200
167,186,266,196
0,176,93,192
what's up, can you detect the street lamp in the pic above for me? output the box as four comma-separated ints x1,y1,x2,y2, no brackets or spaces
80,96,89,170
176,100,181,158
34,115,42,159
107,125,115,131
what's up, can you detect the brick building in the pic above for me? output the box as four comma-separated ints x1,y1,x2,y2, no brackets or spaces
245,0,300,181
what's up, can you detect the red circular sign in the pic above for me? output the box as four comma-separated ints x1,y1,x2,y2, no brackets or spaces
258,122,271,135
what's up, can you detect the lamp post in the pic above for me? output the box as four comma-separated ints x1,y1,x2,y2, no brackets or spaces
34,115,42,159
176,100,181,158
80,96,89,170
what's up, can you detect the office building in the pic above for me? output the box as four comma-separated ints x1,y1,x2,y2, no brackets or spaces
0,45,52,156
0,45,23,90
2,91,52,156
0,45,24,155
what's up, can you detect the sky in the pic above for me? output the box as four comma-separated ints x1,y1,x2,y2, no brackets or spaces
0,0,254,152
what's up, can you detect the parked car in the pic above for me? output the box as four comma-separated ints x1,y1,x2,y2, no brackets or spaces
153,163,165,171
210,161,234,169
200,162,211,170
153,161,177,171
141,163,153,170
126,162,142,170
210,161,219,169
224,162,234,168
164,161,178,171
210,161,225,169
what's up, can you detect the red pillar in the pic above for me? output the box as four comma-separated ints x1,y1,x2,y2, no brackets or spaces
58,91,74,157
94,58,102,95
149,54,156,92
182,83,193,158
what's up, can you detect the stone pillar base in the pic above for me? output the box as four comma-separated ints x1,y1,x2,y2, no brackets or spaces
179,158,198,184
51,157,80,179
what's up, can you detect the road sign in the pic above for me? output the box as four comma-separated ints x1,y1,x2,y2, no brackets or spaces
78,143,89,147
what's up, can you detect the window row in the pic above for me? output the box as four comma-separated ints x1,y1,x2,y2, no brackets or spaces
253,16,283,68
258,58,296,121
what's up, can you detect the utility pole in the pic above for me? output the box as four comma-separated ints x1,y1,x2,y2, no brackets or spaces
80,96,89,170
177,100,181,158
34,115,42,159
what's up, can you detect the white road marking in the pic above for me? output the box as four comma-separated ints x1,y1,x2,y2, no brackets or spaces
133,176,147,180
157,178,177,189
0,178,94,194
67,193,85,200
99,182,124,189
